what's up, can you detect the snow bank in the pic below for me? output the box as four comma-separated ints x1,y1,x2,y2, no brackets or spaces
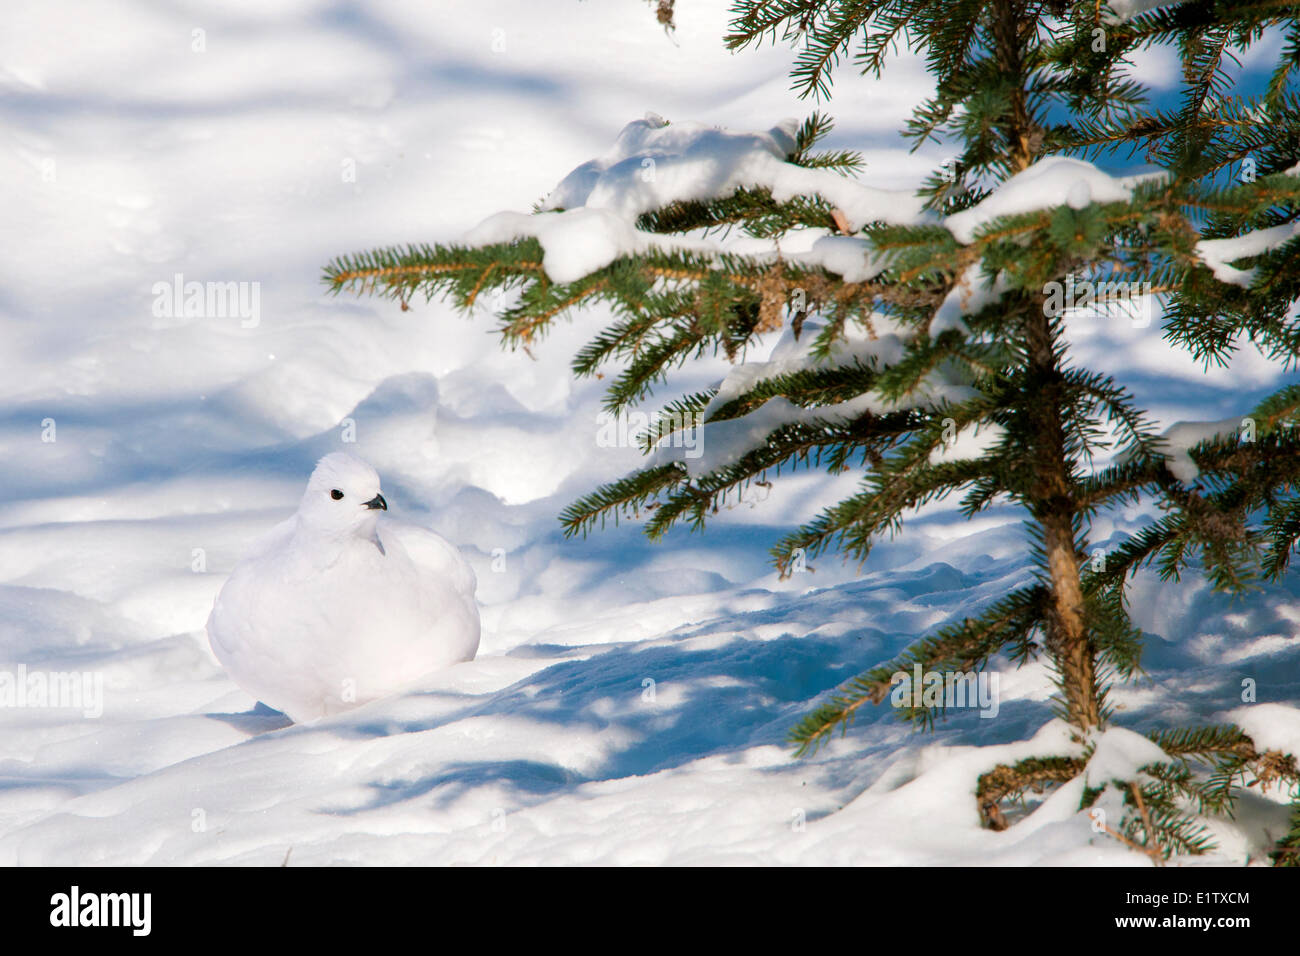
662,376,978,478
703,315,908,418
929,422,1006,465
656,314,976,478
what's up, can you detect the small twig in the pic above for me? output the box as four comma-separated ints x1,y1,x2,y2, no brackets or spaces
1102,822,1152,858
1129,782,1166,867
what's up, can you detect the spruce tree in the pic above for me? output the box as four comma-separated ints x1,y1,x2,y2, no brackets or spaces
326,0,1300,861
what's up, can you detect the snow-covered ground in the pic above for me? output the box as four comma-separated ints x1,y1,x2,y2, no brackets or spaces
1,0,1297,865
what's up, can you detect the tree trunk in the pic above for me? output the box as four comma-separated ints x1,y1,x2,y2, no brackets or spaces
993,0,1100,735
1025,308,1100,735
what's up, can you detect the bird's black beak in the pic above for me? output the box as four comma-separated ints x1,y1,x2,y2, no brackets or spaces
363,493,388,511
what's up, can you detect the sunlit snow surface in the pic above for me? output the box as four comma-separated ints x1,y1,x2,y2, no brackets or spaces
0,0,1297,865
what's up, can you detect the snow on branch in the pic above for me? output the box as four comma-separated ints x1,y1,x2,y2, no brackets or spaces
1101,0,1190,25
1153,418,1246,483
1083,726,1172,787
465,208,716,284
543,114,928,230
943,158,1163,244
1196,221,1300,287
464,116,1170,292
455,115,1284,487
931,264,1011,336
461,115,930,285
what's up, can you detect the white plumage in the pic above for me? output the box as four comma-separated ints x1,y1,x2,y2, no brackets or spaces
207,452,480,723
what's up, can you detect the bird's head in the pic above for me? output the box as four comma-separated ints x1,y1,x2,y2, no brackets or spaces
297,452,388,538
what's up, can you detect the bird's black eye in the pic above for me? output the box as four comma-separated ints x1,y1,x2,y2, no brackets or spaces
330,489,344,500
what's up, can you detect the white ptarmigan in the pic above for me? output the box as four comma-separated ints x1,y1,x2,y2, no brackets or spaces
206,452,480,723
